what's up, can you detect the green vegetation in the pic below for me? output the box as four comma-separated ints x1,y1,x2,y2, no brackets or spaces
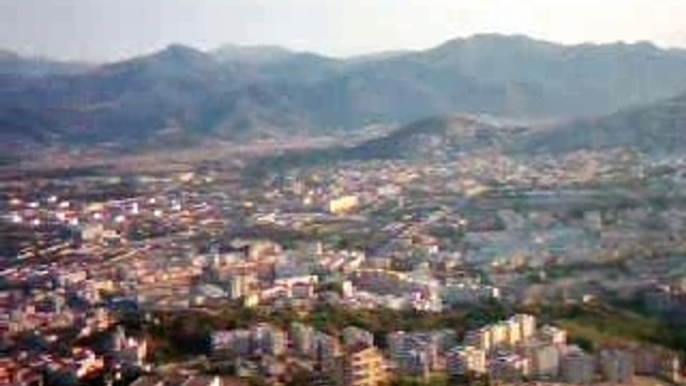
306,302,510,345
141,302,510,360
137,300,686,364
527,303,686,352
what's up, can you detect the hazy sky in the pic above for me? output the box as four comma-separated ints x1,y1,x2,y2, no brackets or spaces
2,0,686,61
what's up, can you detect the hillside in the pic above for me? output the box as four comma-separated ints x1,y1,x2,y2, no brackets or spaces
248,89,686,174
3,34,686,148
524,91,686,154
245,115,526,176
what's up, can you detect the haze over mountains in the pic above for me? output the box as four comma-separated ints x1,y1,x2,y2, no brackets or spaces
1,34,686,153
0,49,92,78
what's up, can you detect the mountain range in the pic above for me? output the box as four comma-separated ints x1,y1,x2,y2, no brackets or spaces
2,34,686,151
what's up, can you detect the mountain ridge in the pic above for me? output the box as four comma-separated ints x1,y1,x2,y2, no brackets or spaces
4,33,686,65
3,34,686,150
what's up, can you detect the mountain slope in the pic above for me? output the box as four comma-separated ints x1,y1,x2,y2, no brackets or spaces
387,34,686,116
249,90,686,174
524,92,686,154
0,45,264,145
213,45,342,84
340,115,513,159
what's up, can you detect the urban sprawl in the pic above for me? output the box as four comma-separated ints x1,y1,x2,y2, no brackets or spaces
2,148,686,386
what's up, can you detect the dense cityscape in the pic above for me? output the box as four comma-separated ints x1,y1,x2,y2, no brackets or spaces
3,2,686,386
2,143,686,386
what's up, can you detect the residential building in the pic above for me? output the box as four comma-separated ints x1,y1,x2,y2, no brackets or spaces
387,332,437,379
600,349,634,384
314,332,342,364
488,352,528,383
343,326,375,349
329,196,360,214
253,324,287,357
561,347,595,384
521,343,560,379
343,344,388,386
464,327,491,352
633,346,682,383
489,323,509,349
181,376,223,386
538,325,566,346
447,346,487,378
227,273,257,300
290,322,315,357
510,314,536,342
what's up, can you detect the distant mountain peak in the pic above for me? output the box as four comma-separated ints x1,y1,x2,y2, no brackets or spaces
444,33,550,46
469,32,534,41
436,33,680,55
212,44,295,63
102,43,215,72
156,44,210,61
93,43,219,83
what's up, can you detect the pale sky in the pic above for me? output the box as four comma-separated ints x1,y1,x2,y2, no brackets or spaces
2,0,686,62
